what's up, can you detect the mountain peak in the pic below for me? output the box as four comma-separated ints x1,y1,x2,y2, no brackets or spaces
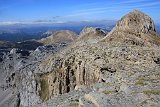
39,30,77,45
101,10,160,46
76,27,106,43
132,9,142,13
116,10,155,34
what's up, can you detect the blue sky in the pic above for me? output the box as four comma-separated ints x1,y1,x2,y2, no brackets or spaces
0,0,159,25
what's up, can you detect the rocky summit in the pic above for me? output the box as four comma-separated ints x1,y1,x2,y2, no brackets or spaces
116,10,155,34
0,10,160,107
102,10,160,47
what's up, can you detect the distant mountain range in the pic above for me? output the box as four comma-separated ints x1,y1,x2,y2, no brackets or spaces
0,20,116,42
0,30,42,42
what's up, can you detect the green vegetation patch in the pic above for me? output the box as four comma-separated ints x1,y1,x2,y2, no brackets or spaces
143,90,160,95
135,80,147,86
135,72,160,86
102,90,117,95
68,101,79,107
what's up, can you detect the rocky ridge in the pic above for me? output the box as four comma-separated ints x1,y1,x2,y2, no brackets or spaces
0,10,160,107
36,10,160,107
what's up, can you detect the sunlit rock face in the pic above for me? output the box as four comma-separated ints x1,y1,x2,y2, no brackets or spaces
116,10,155,34
102,10,160,46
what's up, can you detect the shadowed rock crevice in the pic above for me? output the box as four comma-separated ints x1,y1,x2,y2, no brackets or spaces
153,57,160,65
37,56,100,101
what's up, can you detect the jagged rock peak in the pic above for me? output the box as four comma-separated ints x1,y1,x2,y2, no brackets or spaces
116,10,155,34
77,27,106,41
101,10,160,46
80,27,106,36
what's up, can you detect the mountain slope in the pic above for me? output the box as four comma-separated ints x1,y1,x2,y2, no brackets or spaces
0,10,160,107
39,30,77,45
33,10,160,106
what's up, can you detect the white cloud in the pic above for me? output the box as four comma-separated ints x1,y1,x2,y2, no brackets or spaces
0,21,21,25
0,20,66,25
66,1,160,18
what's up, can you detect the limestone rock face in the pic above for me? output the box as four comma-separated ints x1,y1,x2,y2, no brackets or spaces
36,51,100,100
37,43,160,107
0,41,74,107
116,10,155,34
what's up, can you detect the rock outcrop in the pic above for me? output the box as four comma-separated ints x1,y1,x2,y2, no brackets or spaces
102,10,160,46
116,10,155,34
76,27,106,44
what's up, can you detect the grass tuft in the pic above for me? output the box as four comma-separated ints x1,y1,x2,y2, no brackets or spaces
102,90,117,95
143,90,160,95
